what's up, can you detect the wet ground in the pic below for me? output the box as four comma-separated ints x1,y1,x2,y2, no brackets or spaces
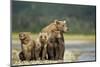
12,40,96,65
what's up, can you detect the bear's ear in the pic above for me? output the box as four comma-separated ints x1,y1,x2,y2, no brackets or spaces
19,32,25,36
39,32,42,35
54,19,60,25
63,20,66,24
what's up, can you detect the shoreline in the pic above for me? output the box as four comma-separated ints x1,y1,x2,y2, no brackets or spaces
12,40,95,45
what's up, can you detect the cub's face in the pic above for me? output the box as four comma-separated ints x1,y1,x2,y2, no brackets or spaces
54,20,68,32
19,32,31,40
39,32,48,43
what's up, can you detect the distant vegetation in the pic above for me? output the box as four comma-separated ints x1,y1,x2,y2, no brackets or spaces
12,1,96,34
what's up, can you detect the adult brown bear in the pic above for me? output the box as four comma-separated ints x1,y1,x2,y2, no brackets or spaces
47,30,62,60
42,19,69,60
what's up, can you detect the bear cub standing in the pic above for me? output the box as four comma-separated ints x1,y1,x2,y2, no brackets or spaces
35,32,48,60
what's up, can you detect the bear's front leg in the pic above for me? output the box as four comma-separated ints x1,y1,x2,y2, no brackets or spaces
41,44,47,60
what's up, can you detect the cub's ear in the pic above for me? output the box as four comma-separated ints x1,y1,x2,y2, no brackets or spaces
45,32,48,35
39,32,42,35
19,32,24,36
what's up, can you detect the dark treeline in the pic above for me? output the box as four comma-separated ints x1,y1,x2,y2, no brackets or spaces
12,1,96,34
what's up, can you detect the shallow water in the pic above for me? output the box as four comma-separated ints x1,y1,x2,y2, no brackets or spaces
12,40,96,63
65,41,96,62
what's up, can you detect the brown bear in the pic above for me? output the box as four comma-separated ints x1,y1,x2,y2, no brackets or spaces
35,32,49,60
19,32,35,61
42,19,68,60
47,30,62,60
42,19,68,33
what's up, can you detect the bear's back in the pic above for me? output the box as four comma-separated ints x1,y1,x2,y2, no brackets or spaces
41,22,57,32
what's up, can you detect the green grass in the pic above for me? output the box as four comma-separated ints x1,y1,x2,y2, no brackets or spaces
12,33,95,41
63,34,95,41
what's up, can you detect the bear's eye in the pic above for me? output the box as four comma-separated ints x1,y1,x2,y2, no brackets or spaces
44,36,47,39
40,36,42,38
63,25,64,27
23,34,25,36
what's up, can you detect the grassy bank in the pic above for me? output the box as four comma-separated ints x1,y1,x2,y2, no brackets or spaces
63,34,95,41
12,33,95,41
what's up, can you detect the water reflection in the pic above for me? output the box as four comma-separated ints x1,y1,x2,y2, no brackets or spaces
64,41,96,62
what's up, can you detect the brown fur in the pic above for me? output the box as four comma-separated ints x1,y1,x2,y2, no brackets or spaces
35,32,48,60
42,19,68,33
47,30,61,60
42,19,68,60
19,32,35,61
19,51,25,61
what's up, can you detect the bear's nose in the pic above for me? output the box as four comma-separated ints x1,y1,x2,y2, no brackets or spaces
42,38,46,40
